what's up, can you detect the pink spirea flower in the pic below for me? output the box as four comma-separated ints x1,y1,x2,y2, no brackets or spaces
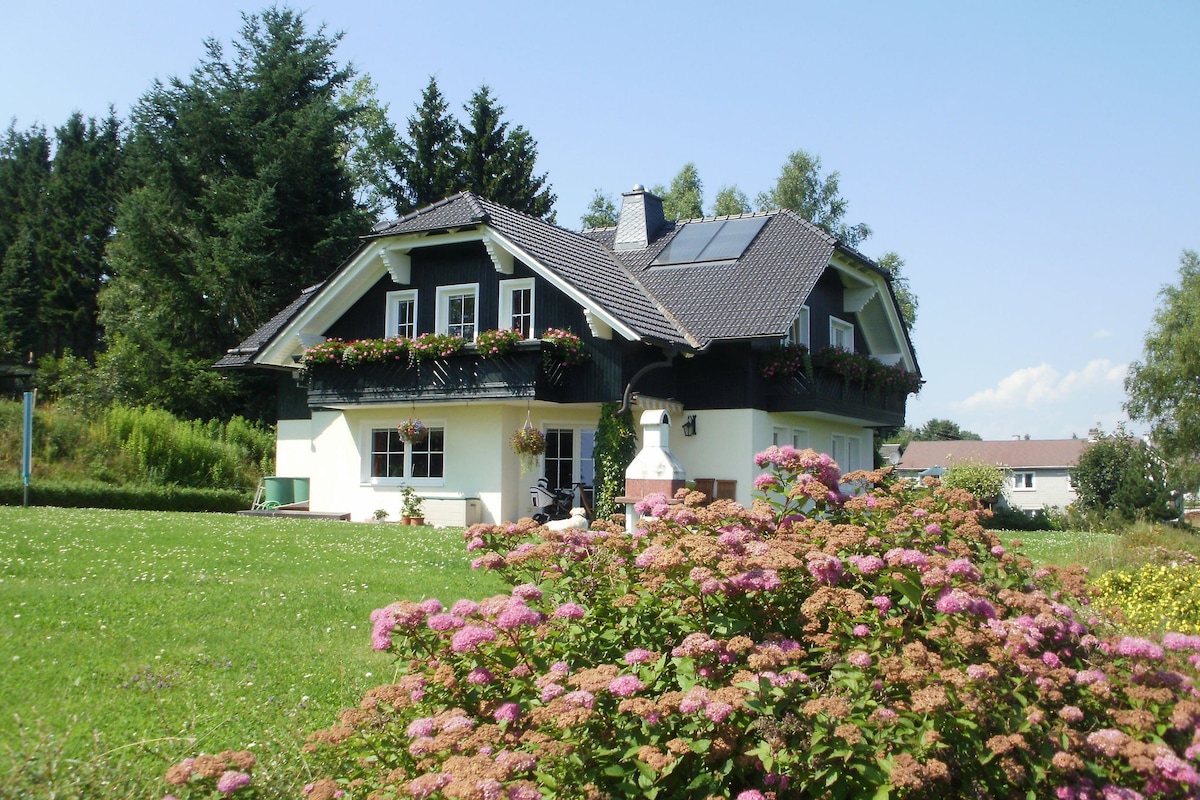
563,690,594,709
924,523,942,535
731,568,783,591
608,675,645,697
1155,753,1200,785
468,667,496,685
1115,636,1165,660
1100,786,1145,800
409,773,452,799
706,701,735,723
553,602,586,620
935,588,972,614
847,650,872,668
451,599,479,618
419,598,444,614
507,786,542,800
541,683,565,702
1163,632,1200,651
407,717,436,738
495,602,543,630
966,664,989,680
852,624,870,637
466,536,486,551
494,703,521,723
511,583,543,601
754,473,779,491
1041,651,1062,668
872,595,892,613
427,613,464,632
625,648,656,664
991,545,1006,556
451,625,496,653
1057,705,1084,723
851,555,885,575
216,770,251,795
737,791,767,800
946,558,982,581
806,553,844,585
1087,729,1130,758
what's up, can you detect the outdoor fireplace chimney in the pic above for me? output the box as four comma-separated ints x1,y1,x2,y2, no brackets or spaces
614,184,666,250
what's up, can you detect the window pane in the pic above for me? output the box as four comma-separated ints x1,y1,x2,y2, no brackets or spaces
448,293,477,341
510,287,532,337
410,427,445,479
397,298,415,339
371,429,405,478
544,428,573,490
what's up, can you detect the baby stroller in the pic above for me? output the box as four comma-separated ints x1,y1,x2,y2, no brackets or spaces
529,478,590,525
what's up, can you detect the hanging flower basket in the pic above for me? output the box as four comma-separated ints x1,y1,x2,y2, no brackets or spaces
397,418,428,444
510,425,546,475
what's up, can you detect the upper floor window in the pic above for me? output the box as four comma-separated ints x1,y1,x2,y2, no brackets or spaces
1012,471,1035,490
385,290,418,339
436,284,478,342
500,278,535,339
786,306,810,348
830,316,854,351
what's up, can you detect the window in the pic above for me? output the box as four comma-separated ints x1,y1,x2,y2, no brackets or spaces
830,433,862,472
369,426,445,481
385,290,418,339
436,284,478,342
792,428,810,450
1012,471,1035,490
830,316,854,351
786,307,810,348
541,427,596,508
500,279,535,339
772,426,787,447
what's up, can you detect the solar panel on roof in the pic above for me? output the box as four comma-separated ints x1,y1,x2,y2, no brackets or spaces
651,216,769,266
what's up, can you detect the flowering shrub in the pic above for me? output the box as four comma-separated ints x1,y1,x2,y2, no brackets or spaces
759,343,810,381
475,329,524,358
342,337,409,366
397,418,428,444
540,327,588,369
300,339,347,366
815,346,922,396
301,447,1200,799
410,332,466,362
1093,563,1200,634
162,749,257,798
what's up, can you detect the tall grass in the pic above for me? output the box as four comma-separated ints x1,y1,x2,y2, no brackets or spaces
0,400,273,491
1002,520,1200,577
0,507,507,798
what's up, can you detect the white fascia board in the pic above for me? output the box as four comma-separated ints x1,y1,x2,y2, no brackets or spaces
255,241,390,368
483,229,640,342
828,253,916,372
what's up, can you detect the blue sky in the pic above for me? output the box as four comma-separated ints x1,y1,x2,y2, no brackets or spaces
3,1,1197,441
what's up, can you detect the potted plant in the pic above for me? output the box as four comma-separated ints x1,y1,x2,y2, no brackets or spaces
399,485,424,525
510,425,546,475
396,418,428,444
475,328,523,358
372,508,391,523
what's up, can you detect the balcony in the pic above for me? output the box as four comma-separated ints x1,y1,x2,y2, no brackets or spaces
304,342,582,406
758,365,910,427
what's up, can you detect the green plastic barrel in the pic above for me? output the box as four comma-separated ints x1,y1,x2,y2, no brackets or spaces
291,477,310,503
263,476,294,507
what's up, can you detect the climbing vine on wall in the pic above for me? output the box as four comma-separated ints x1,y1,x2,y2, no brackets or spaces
591,401,638,519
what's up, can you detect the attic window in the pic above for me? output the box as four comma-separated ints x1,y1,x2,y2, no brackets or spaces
651,216,768,266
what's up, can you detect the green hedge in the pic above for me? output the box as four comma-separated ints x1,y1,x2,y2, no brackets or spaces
0,478,252,513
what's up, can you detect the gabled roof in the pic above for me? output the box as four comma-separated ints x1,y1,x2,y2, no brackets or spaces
218,190,918,373
895,439,1089,471
371,194,690,346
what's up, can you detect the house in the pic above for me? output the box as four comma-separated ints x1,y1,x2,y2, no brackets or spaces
216,186,920,524
894,438,1089,512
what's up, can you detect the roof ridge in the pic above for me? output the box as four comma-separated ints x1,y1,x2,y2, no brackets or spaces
675,209,776,224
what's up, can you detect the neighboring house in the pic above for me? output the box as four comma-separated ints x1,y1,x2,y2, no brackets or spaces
894,439,1089,512
217,186,920,524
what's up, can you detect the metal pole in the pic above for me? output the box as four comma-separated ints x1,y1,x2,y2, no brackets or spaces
22,390,33,507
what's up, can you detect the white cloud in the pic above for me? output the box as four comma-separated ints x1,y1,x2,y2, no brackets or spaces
1092,329,1111,339
956,359,1127,411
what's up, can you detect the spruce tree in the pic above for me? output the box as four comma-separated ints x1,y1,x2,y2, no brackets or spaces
396,76,460,213
457,85,555,219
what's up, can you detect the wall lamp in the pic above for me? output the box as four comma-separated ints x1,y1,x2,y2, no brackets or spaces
682,414,697,437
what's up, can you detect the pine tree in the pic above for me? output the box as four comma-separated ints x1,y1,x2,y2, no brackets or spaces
396,76,460,213
457,85,555,219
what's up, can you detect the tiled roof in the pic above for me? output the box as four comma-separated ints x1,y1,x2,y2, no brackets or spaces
895,439,1090,471
219,191,914,367
214,282,324,368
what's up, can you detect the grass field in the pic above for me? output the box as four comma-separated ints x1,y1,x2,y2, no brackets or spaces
0,507,507,798
1,506,1193,798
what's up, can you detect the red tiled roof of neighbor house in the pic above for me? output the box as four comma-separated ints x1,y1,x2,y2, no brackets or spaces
895,439,1089,471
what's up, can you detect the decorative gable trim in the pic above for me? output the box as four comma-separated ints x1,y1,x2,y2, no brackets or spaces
482,235,514,275
379,246,411,284
843,286,877,314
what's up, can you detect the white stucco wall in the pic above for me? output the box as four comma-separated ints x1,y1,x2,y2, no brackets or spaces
667,409,875,506
1002,468,1077,512
297,403,603,524
275,418,314,481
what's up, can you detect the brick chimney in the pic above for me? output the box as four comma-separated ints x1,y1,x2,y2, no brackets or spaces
614,184,666,250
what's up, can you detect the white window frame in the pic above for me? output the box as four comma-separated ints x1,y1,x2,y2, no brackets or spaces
1012,471,1036,491
385,289,418,339
436,283,479,342
830,316,854,351
786,306,810,348
364,423,446,487
499,278,535,339
792,428,810,450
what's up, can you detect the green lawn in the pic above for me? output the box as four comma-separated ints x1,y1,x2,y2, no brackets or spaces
0,507,506,798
